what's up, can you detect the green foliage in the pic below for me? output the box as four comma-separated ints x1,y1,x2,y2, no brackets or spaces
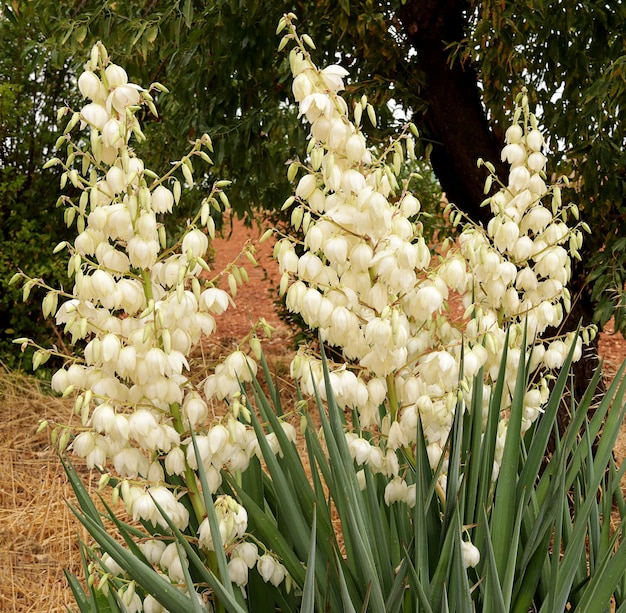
0,7,76,370
63,344,626,611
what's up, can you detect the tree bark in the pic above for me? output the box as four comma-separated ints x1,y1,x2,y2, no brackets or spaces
399,0,509,227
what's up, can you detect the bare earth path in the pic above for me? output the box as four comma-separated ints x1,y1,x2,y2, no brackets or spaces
209,214,294,356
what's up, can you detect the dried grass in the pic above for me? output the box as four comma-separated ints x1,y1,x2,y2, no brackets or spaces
0,366,93,613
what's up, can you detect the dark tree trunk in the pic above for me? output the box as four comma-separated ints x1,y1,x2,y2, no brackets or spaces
398,0,604,407
399,0,509,227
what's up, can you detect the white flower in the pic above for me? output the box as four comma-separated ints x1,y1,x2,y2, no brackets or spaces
81,103,109,130
346,133,366,163
136,212,158,241
544,340,566,369
151,185,174,213
347,435,371,465
100,552,124,576
140,539,167,566
505,124,523,144
132,491,157,524
182,228,209,258
461,540,481,568
102,117,123,148
257,554,287,587
199,288,230,314
105,63,128,87
501,143,526,166
228,556,250,586
109,84,141,114
527,151,546,172
92,403,116,434
164,447,186,476
292,71,314,101
72,431,96,457
300,93,333,120
143,595,164,613
78,70,105,101
413,284,444,317
384,476,409,505
320,64,349,91
224,350,257,381
233,542,258,568
419,351,458,388
127,237,159,268
387,421,408,450
526,129,544,151
182,392,208,426
296,174,318,201
426,443,443,469
509,166,531,191
91,269,116,300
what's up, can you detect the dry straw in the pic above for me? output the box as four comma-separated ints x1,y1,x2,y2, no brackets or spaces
0,365,91,613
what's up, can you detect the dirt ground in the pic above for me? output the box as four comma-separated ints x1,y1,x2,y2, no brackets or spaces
209,214,294,353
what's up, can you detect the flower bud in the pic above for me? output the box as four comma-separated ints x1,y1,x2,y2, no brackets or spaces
81,103,109,130
105,63,128,87
78,71,105,101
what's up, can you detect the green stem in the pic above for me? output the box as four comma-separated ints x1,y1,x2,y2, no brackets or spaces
141,269,153,302
169,401,205,523
386,372,399,421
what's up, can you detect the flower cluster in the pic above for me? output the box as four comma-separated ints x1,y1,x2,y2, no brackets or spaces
276,16,593,505
46,47,257,506
16,41,294,599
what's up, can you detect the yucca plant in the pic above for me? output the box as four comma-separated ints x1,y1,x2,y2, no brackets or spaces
63,334,626,612
16,13,626,613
